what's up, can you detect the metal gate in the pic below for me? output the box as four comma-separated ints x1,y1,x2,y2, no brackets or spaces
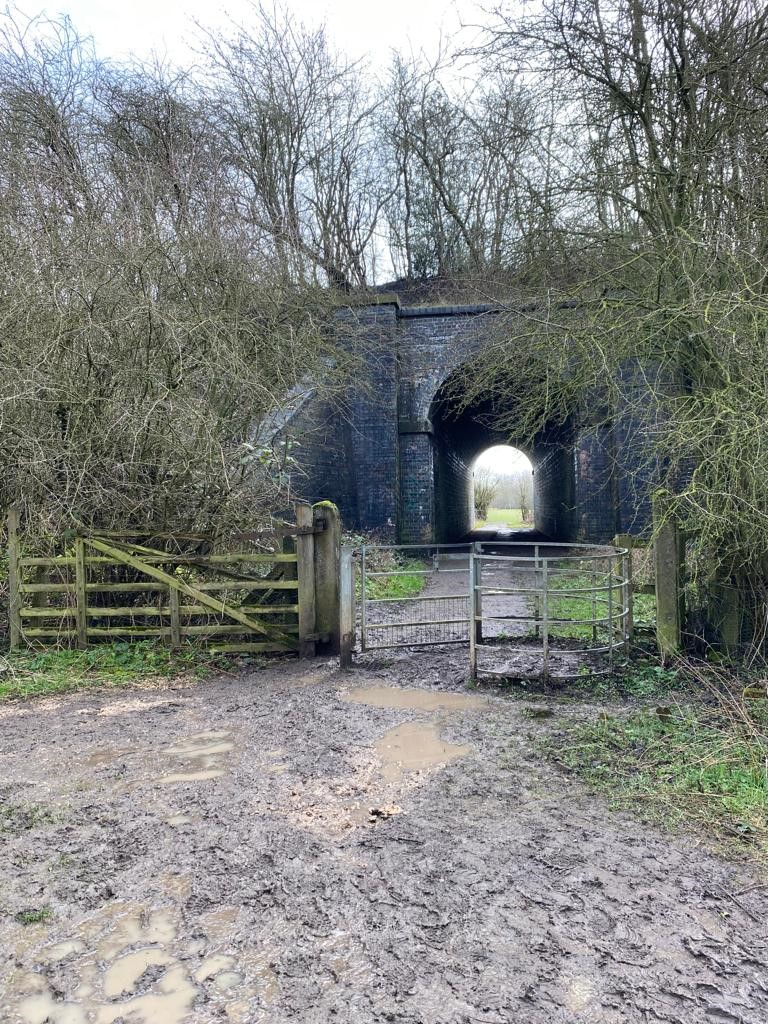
359,543,471,650
357,540,632,678
467,543,631,679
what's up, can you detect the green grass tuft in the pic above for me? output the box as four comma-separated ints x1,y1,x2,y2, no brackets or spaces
548,698,768,857
0,802,56,834
363,558,427,600
15,907,53,926
0,642,237,703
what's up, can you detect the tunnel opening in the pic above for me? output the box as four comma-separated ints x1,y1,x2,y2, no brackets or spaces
428,370,576,543
472,446,534,534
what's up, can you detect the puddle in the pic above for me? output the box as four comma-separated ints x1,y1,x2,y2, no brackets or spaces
195,954,235,983
375,722,472,781
343,685,485,712
199,906,240,946
96,964,197,1024
164,732,233,758
292,670,328,688
39,939,86,963
213,971,244,991
157,730,233,785
4,895,278,1024
97,698,179,718
16,974,87,1024
565,975,599,1011
158,769,225,784
103,949,175,998
85,746,133,767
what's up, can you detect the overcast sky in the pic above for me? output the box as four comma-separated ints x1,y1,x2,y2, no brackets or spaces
475,446,532,476
15,1,477,65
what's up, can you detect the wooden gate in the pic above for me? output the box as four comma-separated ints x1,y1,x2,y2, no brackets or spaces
7,505,325,656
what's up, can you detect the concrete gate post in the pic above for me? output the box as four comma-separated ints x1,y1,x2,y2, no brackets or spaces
312,501,341,655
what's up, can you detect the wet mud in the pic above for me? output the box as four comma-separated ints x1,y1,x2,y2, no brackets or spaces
1,652,767,1023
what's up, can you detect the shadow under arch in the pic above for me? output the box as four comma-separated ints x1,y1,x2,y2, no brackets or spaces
428,366,576,542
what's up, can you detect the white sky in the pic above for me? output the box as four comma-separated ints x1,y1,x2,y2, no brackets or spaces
475,445,532,476
16,1,476,66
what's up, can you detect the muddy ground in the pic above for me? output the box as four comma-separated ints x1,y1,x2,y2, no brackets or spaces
1,648,767,1024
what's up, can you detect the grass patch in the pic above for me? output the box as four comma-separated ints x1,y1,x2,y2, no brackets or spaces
0,642,238,702
475,507,528,528
633,591,656,629
15,907,53,926
544,572,656,640
364,558,426,599
0,801,56,834
545,570,604,640
547,677,768,857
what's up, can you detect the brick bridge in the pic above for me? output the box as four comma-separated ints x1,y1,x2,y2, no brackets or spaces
286,294,652,544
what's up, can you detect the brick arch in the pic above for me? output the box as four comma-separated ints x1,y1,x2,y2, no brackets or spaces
288,295,651,543
401,359,577,542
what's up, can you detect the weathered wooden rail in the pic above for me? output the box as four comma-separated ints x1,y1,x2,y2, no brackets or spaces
6,502,342,657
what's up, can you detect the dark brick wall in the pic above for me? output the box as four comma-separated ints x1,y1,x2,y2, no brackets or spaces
285,392,358,525
286,298,657,544
533,443,577,540
396,307,494,423
573,425,619,542
434,438,472,541
398,432,434,543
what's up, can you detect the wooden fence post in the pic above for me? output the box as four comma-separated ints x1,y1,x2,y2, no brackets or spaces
7,506,21,650
169,586,182,648
312,501,341,655
339,546,355,669
653,494,684,660
714,579,742,658
295,503,316,658
74,536,88,649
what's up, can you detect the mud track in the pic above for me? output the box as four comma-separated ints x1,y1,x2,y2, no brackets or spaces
1,650,767,1023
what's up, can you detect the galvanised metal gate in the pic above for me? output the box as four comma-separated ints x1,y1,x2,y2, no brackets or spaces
357,541,632,678
467,543,632,679
359,543,472,649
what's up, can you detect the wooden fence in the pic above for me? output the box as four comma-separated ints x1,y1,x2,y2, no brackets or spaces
7,503,341,657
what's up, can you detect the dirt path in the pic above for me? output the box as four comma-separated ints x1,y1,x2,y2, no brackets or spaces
1,652,767,1023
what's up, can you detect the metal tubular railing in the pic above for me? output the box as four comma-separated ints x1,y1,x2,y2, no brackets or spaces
357,541,632,677
468,544,631,679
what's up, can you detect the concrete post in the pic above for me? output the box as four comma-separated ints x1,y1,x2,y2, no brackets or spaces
312,501,341,655
653,494,684,660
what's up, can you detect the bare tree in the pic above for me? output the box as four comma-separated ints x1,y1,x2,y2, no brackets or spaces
0,10,356,538
202,3,388,290
382,52,541,285
473,467,500,520
459,0,768,634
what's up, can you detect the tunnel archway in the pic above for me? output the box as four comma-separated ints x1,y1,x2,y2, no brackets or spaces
427,368,576,542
